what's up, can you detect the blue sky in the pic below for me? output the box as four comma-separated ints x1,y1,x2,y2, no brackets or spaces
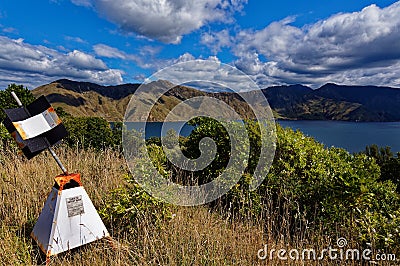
0,0,399,89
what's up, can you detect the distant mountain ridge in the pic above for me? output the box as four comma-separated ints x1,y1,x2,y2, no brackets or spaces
50,79,140,99
263,83,400,121
32,79,400,122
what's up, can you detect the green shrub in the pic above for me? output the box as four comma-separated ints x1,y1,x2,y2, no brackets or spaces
100,174,172,235
63,116,118,150
257,125,399,248
0,84,35,121
363,144,400,192
143,119,400,249
0,123,13,146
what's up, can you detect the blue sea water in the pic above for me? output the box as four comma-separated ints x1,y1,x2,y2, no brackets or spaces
125,120,400,153
278,120,400,153
126,121,194,138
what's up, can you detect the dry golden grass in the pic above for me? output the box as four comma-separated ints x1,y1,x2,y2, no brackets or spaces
0,147,127,265
0,147,398,265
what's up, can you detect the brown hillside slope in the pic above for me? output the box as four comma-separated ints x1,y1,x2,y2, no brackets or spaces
32,81,131,121
33,79,400,122
33,79,271,122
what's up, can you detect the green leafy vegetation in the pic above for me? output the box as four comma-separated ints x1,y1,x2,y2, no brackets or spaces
143,119,400,249
63,116,121,150
100,174,172,236
263,128,399,248
0,84,36,121
363,144,400,192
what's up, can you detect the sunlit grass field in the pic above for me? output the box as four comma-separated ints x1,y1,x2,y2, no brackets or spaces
0,146,397,265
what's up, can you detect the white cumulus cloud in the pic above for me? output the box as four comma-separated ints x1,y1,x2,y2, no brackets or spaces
93,43,198,70
0,36,123,89
93,44,128,60
67,50,108,70
233,2,400,88
72,0,247,44
201,29,232,54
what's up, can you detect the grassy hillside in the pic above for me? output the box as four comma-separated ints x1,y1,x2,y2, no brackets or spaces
1,126,399,265
0,147,267,265
33,80,267,122
33,81,131,121
33,79,400,122
0,146,342,266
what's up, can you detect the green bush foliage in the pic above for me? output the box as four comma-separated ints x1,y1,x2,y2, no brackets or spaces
143,119,400,249
63,116,121,150
0,84,35,121
262,126,399,248
363,144,400,192
99,174,172,235
0,123,12,145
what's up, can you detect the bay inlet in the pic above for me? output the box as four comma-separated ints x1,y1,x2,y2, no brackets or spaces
124,120,400,153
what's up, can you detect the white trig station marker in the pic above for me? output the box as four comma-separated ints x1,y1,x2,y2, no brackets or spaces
2,92,110,262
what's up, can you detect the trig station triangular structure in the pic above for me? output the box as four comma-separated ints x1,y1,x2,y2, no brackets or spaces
2,92,110,261
31,173,109,256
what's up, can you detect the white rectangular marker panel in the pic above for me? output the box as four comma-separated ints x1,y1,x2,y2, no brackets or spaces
12,108,61,140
